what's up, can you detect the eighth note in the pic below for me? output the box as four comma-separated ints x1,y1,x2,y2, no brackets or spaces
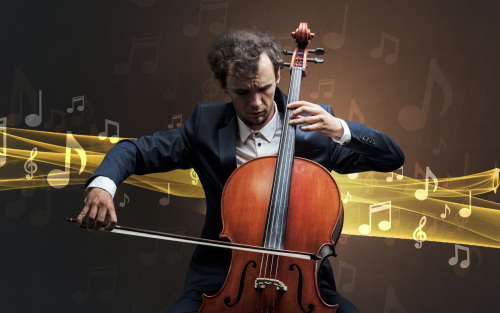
432,137,446,155
119,193,129,208
310,79,334,99
98,119,120,144
413,216,427,249
370,32,399,64
441,204,451,219
24,147,38,180
449,244,470,269
47,132,87,189
358,201,391,234
168,114,182,129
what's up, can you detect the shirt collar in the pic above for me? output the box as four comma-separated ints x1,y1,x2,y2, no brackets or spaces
237,101,280,143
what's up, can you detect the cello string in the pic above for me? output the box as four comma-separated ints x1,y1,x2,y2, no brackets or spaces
272,255,280,311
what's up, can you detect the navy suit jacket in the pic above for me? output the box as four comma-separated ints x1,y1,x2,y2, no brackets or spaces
88,86,404,294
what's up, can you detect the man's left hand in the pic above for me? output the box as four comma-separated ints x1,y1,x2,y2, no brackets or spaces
288,101,343,138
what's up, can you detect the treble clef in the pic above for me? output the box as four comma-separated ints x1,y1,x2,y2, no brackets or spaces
190,168,199,185
24,147,38,180
413,216,427,249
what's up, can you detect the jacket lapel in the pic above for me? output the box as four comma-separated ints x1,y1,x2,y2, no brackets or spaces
218,103,238,181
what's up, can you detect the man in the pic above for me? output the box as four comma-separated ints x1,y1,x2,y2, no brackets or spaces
77,29,404,313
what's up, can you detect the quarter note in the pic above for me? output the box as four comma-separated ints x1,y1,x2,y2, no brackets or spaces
398,58,452,131
0,117,7,167
163,73,178,101
459,190,472,218
43,108,65,132
370,32,399,64
183,0,228,37
25,90,42,127
449,244,470,269
310,79,334,99
415,166,438,201
358,201,391,234
159,183,170,206
98,119,120,144
168,114,182,129
337,261,356,293
115,36,162,75
8,66,39,127
323,3,348,49
47,132,87,189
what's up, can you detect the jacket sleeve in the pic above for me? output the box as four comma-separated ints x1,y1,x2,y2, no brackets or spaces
327,105,405,174
86,104,202,188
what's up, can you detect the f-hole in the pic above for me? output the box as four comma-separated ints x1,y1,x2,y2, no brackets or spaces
289,264,315,313
224,261,257,308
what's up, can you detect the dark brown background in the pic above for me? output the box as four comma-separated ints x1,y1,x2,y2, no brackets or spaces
1,0,499,312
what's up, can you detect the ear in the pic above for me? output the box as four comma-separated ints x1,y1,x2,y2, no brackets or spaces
276,68,281,85
218,79,228,94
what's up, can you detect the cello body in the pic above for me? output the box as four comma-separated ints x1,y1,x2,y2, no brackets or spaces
199,156,342,312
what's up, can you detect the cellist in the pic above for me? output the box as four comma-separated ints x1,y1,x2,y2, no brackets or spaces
76,28,404,313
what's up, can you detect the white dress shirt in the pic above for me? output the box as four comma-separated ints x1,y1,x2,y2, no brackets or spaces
85,102,351,201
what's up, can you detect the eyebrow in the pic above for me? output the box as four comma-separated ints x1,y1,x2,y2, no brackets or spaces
232,84,272,91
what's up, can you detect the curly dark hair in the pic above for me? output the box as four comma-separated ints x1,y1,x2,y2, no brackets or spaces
207,28,284,88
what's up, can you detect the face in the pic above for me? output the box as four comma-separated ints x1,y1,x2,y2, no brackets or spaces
220,53,280,130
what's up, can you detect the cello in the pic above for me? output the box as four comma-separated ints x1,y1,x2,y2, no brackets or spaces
199,22,343,313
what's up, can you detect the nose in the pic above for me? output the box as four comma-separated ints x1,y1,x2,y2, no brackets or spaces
249,93,263,109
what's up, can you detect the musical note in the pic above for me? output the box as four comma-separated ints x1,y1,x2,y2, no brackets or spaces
338,234,351,245
202,77,219,102
8,66,39,127
347,173,358,179
413,216,427,249
455,203,469,232
386,165,403,182
71,96,94,126
43,108,65,132
139,226,186,265
383,287,408,313
323,3,348,49
449,244,470,269
342,191,351,204
371,32,399,64
115,36,161,75
190,169,199,185
415,166,438,201
168,114,182,129
4,190,27,219
163,73,178,101
25,90,42,127
183,0,228,37
459,190,472,218
310,79,334,99
358,201,391,234
489,167,500,202
119,193,129,208
30,189,51,227
398,58,452,131
443,173,453,189
432,137,446,155
159,183,170,206
71,265,118,304
441,204,451,219
98,119,120,144
337,261,356,293
166,227,186,264
47,132,87,189
67,95,84,113
24,147,38,180
364,171,378,195
348,99,364,124
0,117,6,167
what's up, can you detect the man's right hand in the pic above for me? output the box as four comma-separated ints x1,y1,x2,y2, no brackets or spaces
76,188,117,231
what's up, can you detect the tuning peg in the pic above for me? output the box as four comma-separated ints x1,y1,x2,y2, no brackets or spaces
281,50,294,56
308,48,325,55
307,58,324,64
280,63,291,69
